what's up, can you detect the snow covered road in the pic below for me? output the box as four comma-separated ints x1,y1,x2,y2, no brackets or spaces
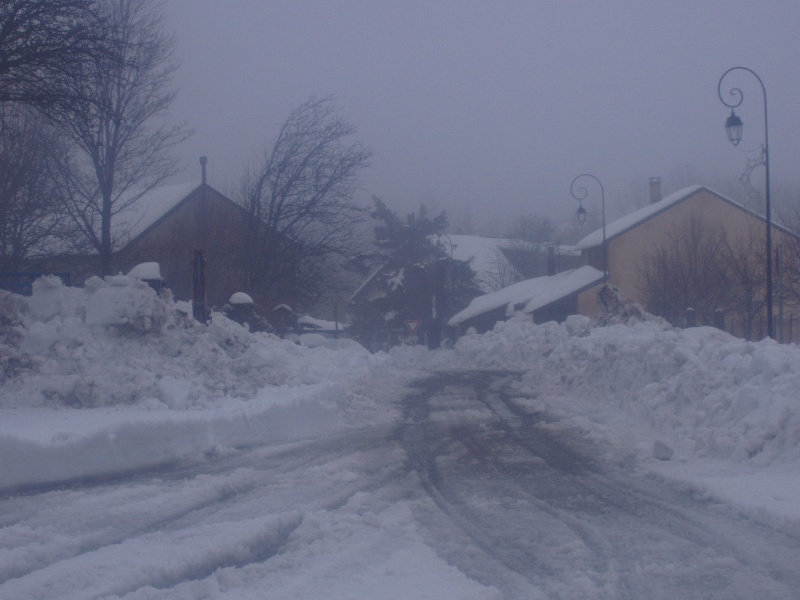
398,370,800,598
4,369,800,599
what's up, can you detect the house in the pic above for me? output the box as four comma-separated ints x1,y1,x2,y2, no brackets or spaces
30,179,259,310
575,184,800,341
448,184,800,342
448,266,603,333
118,181,254,309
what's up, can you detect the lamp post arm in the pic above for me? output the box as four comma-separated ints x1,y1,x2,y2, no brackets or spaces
570,173,607,282
718,66,773,338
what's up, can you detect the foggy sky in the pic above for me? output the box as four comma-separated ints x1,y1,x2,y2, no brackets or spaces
163,0,800,229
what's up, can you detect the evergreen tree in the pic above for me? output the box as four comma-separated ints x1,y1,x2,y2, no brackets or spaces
350,198,481,349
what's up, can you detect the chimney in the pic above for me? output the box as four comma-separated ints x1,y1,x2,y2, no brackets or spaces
649,176,662,204
200,156,207,184
546,244,556,276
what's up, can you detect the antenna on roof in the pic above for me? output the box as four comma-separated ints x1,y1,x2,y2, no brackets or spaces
200,156,207,184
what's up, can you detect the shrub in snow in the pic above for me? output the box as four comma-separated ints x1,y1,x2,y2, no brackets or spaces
0,291,30,381
590,284,667,328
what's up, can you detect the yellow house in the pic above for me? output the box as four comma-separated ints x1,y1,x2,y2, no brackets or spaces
575,185,799,342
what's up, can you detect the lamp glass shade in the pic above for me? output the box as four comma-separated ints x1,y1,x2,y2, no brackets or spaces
576,205,587,225
725,112,743,146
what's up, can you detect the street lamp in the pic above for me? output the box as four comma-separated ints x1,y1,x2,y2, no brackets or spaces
571,173,607,282
718,66,773,338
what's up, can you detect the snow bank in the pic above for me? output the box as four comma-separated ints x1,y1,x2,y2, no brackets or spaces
0,276,383,489
448,313,800,470
1,276,376,410
4,273,800,507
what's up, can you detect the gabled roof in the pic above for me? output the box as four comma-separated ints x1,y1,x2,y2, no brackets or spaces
118,181,249,250
115,181,202,243
576,186,702,250
448,266,603,326
575,185,798,250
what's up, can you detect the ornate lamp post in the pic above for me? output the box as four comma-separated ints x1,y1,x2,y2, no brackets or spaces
718,66,773,338
571,173,607,282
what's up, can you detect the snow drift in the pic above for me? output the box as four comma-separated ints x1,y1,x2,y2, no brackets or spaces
2,274,800,498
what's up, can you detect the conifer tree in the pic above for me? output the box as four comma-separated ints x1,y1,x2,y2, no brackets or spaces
350,198,481,349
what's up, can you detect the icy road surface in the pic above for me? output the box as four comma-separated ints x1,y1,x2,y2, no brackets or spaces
3,371,800,599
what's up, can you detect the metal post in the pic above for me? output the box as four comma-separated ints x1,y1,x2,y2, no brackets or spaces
334,301,339,339
718,66,773,338
192,249,207,324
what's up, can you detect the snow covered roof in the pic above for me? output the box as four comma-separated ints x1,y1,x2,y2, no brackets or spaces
576,186,702,250
115,181,202,244
126,262,163,281
445,234,518,292
448,266,603,326
448,234,510,266
576,184,800,252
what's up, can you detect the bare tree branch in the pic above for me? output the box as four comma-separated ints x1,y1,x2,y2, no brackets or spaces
237,96,371,309
49,0,191,275
0,0,104,111
0,105,71,269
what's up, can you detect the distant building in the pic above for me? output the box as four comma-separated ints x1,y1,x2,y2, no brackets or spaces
29,181,258,310
574,185,799,341
449,185,800,342
448,266,603,333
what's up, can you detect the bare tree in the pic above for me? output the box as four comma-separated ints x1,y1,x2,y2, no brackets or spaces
638,207,799,340
718,220,769,340
638,211,729,326
504,214,555,278
50,0,190,275
0,0,118,120
0,0,96,103
237,96,372,309
774,193,800,338
484,246,520,291
0,104,70,270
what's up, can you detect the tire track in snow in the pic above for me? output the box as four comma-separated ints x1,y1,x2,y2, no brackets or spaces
398,370,800,599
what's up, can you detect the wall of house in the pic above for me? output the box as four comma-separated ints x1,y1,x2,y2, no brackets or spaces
577,189,800,342
532,294,579,324
120,187,253,309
